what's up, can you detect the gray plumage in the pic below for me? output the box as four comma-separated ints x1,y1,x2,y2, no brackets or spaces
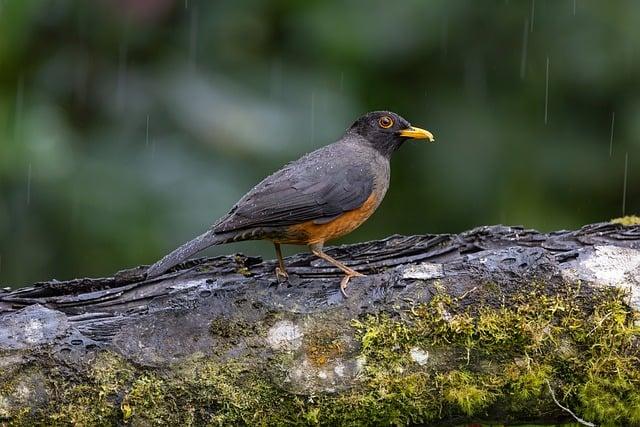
146,110,426,279
213,136,376,232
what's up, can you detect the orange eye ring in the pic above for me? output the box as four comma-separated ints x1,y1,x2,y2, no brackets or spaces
378,116,394,129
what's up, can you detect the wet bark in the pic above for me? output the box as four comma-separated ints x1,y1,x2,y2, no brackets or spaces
1,222,639,425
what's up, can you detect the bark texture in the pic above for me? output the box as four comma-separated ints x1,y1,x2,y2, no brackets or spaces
1,221,640,425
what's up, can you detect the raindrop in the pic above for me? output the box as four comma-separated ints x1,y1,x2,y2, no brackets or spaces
26,163,32,205
310,91,316,144
520,18,529,79
146,114,150,147
609,112,615,157
185,0,188,8
622,152,629,216
530,0,535,32
544,56,549,125
573,0,577,15
189,5,198,70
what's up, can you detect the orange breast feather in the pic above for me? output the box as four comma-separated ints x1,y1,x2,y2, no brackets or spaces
280,193,379,245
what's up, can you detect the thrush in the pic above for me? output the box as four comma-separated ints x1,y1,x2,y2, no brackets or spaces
146,111,435,296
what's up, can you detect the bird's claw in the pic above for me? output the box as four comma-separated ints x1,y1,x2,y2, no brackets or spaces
340,271,366,298
275,267,289,282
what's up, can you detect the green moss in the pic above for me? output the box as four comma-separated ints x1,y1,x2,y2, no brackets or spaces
504,360,551,402
121,374,178,424
611,215,640,226
351,288,640,423
3,288,639,425
0,373,19,419
234,255,253,277
569,295,640,424
209,316,254,339
302,325,347,367
0,366,51,425
439,370,495,415
48,352,135,425
481,281,501,295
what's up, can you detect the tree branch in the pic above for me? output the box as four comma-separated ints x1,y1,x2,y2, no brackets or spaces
1,222,639,425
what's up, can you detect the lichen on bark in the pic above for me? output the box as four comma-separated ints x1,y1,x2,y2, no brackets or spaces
1,223,639,425
1,286,639,426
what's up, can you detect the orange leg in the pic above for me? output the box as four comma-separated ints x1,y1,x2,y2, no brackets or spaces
309,242,365,297
273,243,289,281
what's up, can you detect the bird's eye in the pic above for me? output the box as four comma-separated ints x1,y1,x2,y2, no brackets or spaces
378,116,393,129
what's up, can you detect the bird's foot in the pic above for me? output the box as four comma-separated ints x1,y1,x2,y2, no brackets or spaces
340,271,366,298
275,267,289,282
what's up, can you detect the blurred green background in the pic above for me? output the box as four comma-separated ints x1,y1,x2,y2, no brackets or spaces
1,0,638,287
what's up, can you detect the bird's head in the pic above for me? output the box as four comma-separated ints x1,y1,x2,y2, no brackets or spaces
347,111,435,157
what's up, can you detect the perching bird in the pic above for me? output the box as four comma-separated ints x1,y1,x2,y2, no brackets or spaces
146,111,434,295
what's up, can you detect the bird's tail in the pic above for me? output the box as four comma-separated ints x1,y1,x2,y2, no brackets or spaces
146,229,226,278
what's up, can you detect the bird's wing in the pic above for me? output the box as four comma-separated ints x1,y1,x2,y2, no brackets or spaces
213,144,374,232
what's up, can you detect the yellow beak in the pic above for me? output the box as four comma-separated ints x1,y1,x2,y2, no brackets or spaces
398,126,435,142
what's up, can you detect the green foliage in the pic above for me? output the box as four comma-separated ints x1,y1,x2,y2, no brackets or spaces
1,1,639,287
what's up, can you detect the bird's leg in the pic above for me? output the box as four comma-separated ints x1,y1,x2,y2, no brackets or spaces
273,242,289,281
309,242,365,297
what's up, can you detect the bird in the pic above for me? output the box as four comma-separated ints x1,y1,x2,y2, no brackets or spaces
146,111,435,296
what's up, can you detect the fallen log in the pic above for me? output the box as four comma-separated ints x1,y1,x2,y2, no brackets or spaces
1,221,640,425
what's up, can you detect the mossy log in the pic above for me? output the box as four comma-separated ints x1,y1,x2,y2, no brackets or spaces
1,221,640,425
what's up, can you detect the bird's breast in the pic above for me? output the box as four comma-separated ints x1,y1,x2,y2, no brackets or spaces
278,191,381,245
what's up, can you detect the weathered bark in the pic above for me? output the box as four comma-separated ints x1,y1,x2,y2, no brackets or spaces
1,222,640,425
